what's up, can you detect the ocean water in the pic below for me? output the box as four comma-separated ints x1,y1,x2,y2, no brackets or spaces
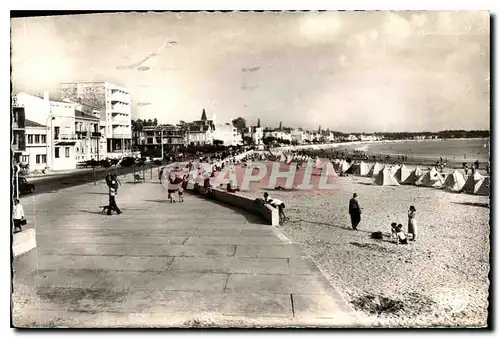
338,138,490,163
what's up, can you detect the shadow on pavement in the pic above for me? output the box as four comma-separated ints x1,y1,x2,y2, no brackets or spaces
452,201,489,208
78,209,106,215
86,192,109,195
189,194,268,225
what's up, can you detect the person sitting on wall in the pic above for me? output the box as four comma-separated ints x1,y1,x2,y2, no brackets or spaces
227,182,240,193
263,192,286,224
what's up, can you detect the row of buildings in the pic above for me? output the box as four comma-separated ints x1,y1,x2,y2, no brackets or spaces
12,81,133,172
132,110,384,156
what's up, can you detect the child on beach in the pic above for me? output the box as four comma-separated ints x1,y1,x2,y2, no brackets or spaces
408,206,417,241
394,224,408,245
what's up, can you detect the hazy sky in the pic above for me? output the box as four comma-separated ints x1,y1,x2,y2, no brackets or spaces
11,11,490,132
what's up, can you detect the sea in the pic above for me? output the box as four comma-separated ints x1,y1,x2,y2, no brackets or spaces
334,138,490,164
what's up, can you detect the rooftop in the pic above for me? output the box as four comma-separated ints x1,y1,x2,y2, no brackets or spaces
75,110,100,121
25,119,46,128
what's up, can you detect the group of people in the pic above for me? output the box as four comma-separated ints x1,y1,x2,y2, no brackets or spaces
349,193,418,245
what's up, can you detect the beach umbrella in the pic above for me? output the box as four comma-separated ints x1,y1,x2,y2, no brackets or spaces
443,170,466,192
415,167,444,188
374,167,400,186
474,176,490,196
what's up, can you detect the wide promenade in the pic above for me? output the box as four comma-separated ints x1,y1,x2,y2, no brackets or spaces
12,172,358,327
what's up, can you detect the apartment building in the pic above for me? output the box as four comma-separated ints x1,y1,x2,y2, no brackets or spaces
12,105,26,164
15,92,77,171
74,110,101,162
135,124,185,156
263,129,292,142
213,123,240,146
60,81,132,158
24,119,47,171
242,126,264,145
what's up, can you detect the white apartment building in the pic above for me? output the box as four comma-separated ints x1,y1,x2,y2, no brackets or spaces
60,81,132,158
24,119,47,172
242,126,264,145
213,123,239,146
264,130,292,142
15,92,77,171
75,110,101,162
291,129,306,144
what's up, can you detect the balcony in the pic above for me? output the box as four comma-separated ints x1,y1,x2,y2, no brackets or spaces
54,133,77,140
91,132,102,138
112,117,129,126
76,130,89,139
112,134,132,139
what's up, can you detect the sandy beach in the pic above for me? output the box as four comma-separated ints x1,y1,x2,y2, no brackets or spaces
235,163,490,327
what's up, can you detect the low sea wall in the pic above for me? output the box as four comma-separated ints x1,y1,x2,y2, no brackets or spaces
12,228,36,257
193,186,279,226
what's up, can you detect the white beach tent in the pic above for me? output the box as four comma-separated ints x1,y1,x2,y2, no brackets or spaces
389,165,400,176
415,167,444,188
339,160,351,173
323,162,338,176
395,164,414,184
359,161,372,176
413,166,424,180
474,176,490,196
443,170,466,192
279,154,286,162
370,162,385,177
374,167,400,186
286,156,293,164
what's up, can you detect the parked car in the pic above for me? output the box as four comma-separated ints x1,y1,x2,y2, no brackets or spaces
119,157,136,167
17,177,35,195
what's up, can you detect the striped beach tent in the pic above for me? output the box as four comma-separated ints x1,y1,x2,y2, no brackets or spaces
463,172,483,194
415,167,444,188
374,167,400,186
474,176,490,196
370,162,385,177
395,164,414,184
443,170,466,192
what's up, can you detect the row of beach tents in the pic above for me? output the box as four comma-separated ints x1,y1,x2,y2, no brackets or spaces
274,153,489,196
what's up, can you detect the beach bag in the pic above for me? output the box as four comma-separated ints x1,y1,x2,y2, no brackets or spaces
371,231,383,240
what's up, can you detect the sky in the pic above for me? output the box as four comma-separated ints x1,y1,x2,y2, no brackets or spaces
11,11,490,132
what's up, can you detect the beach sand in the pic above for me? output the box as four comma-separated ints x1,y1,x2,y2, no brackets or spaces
236,166,490,327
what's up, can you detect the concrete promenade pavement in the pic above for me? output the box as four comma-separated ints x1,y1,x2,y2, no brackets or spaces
12,173,359,328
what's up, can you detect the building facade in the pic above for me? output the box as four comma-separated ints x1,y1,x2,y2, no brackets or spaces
185,109,216,145
24,119,48,171
135,124,185,157
60,81,132,158
12,106,26,164
213,123,239,146
74,110,101,162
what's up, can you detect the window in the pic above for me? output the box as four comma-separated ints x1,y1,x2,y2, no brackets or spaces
41,155,47,163
34,135,40,143
27,134,33,143
54,126,60,139
41,135,46,143
55,147,60,158
22,155,29,163
36,155,41,164
65,147,70,158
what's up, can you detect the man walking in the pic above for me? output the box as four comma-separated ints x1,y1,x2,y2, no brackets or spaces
107,181,122,215
12,199,26,233
348,193,362,230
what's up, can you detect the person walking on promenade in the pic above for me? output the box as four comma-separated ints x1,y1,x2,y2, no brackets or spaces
12,199,26,233
107,181,122,215
348,193,362,230
408,205,417,241
159,167,164,184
